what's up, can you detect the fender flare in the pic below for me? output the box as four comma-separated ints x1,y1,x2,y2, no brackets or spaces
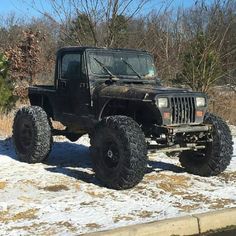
98,99,163,124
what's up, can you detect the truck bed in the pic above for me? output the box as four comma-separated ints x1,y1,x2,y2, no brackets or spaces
28,85,56,95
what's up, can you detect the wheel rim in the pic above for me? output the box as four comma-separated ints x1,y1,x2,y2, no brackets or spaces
15,119,34,154
102,141,120,169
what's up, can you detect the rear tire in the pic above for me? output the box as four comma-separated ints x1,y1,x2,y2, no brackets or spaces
179,113,233,176
90,116,147,190
13,106,52,163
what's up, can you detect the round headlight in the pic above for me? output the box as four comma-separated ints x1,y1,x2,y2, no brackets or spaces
196,97,206,107
157,98,168,108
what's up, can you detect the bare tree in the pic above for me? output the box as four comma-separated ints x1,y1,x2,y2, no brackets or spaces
0,13,26,50
9,0,236,92
23,0,154,47
172,0,236,92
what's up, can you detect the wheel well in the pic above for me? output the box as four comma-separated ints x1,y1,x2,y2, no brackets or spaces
29,94,54,118
99,99,162,126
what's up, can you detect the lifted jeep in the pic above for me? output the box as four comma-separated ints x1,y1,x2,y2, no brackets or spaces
13,47,233,189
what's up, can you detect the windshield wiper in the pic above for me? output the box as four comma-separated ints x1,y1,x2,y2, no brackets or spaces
93,57,119,81
121,59,142,79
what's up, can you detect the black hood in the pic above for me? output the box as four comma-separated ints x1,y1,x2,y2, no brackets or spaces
95,83,203,101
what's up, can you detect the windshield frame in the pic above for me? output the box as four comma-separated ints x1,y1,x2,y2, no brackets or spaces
85,49,157,80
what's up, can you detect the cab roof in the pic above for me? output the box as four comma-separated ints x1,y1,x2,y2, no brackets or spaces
57,46,149,55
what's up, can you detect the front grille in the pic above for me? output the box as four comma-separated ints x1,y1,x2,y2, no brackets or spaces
170,97,196,124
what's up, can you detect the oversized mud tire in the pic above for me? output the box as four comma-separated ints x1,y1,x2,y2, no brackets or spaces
13,106,52,163
90,116,147,190
179,113,233,176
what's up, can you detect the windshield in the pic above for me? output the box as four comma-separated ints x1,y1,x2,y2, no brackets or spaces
87,51,157,79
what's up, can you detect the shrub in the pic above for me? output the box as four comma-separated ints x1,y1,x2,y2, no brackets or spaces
0,53,16,111
176,32,222,93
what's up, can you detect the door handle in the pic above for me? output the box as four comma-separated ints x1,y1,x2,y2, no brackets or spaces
59,80,67,88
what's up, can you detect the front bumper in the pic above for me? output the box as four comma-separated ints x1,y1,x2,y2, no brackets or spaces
166,124,211,134
148,124,212,154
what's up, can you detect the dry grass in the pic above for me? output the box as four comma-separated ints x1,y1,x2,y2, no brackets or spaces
12,209,38,221
0,209,38,223
156,174,191,194
85,190,105,198
208,89,236,125
209,198,235,209
80,201,95,206
8,222,52,235
113,215,134,223
173,203,201,212
40,184,69,192
181,193,235,209
56,221,77,232
218,171,236,183
85,223,101,229
0,113,13,137
0,181,7,189
137,210,153,218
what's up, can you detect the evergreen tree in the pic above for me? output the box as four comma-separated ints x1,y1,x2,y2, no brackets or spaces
63,13,97,46
110,15,128,47
0,53,15,111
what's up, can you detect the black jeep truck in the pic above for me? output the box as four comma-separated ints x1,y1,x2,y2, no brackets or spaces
13,47,233,189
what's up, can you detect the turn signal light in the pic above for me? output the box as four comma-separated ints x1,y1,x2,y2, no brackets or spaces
163,112,170,119
196,111,203,117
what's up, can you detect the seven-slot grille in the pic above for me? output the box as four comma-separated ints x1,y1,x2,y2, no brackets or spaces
170,97,196,124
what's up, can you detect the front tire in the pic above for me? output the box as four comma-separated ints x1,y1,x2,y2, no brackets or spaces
179,113,233,176
13,106,52,163
90,116,147,190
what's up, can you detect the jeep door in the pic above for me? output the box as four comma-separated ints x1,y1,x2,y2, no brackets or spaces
56,51,91,118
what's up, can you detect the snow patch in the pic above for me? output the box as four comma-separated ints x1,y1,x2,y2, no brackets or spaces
0,132,235,235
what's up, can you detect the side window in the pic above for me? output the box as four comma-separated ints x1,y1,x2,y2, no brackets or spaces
61,53,81,79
